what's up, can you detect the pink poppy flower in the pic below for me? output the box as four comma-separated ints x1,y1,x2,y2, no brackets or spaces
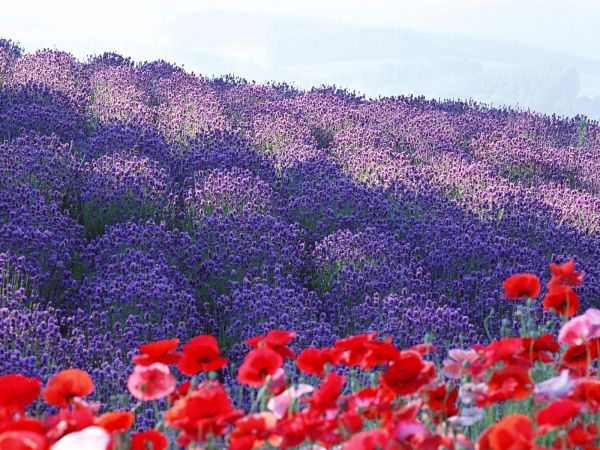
441,349,478,378
391,420,426,441
534,369,574,401
267,384,314,419
448,407,484,427
559,308,600,345
268,368,287,396
585,308,600,336
458,382,488,405
127,363,175,401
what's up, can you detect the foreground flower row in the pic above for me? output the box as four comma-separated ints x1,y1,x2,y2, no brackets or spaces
0,260,599,449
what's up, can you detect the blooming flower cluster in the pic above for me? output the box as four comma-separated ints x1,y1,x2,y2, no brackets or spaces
1,264,599,449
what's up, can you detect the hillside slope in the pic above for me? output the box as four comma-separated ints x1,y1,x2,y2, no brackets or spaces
1,40,599,411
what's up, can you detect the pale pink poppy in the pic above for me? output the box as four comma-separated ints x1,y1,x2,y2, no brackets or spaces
458,382,488,405
391,420,426,441
448,407,484,427
267,384,314,419
558,308,600,345
586,308,600,337
127,363,175,401
52,426,110,450
534,369,574,401
442,349,478,378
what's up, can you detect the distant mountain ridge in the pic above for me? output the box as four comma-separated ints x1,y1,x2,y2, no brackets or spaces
170,11,600,119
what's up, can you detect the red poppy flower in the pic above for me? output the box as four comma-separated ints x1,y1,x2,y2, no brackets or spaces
130,430,168,450
380,351,435,396
543,286,579,317
229,412,279,449
237,347,283,387
476,425,493,450
178,335,228,376
468,337,524,375
43,369,94,408
0,374,41,414
313,409,362,446
408,343,438,356
588,336,600,359
296,347,342,377
535,399,581,432
502,273,541,299
267,368,287,396
169,381,236,426
361,340,402,370
334,333,377,366
228,436,256,450
411,434,454,450
165,380,243,441
482,414,534,450
97,411,135,434
548,259,584,290
563,422,598,448
347,386,396,420
519,335,560,363
133,338,181,366
277,414,313,449
423,384,458,421
0,430,49,450
306,371,345,413
2,417,47,435
246,330,297,359
570,378,600,413
485,366,533,405
45,409,96,441
562,339,599,369
168,380,191,404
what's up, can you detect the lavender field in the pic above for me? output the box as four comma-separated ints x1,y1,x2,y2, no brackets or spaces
1,39,599,444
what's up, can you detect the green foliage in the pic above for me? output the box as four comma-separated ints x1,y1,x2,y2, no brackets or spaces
311,126,334,149
311,257,375,294
506,164,537,183
578,117,586,147
74,196,163,239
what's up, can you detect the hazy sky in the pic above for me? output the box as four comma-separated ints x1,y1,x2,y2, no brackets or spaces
3,0,600,118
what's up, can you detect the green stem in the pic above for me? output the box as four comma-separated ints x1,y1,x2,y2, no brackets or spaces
250,378,272,413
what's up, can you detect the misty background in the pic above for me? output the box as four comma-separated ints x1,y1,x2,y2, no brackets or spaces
2,0,600,119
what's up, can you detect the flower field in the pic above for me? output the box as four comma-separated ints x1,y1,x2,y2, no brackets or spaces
0,38,599,448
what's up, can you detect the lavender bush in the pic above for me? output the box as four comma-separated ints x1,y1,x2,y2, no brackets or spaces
1,39,599,415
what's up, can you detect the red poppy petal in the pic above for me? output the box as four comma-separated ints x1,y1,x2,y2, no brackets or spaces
43,369,94,408
97,411,135,434
138,338,179,357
